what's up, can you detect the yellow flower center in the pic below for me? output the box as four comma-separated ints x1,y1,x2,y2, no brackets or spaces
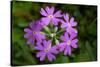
67,40,71,45
48,15,53,18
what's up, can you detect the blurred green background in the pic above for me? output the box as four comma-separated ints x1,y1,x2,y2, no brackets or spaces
11,1,97,66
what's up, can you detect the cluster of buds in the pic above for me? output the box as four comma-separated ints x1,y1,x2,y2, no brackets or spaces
24,6,78,62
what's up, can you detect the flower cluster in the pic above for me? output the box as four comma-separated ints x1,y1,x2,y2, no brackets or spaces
24,6,78,62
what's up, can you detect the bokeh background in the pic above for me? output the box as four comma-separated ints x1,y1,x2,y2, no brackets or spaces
11,1,97,66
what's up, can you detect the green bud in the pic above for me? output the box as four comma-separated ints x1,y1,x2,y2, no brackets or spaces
44,26,51,34
55,38,59,45
54,26,58,32
50,33,56,38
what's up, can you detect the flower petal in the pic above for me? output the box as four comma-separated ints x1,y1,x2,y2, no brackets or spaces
29,21,43,31
61,20,65,23
34,46,44,50
34,34,41,42
36,52,42,58
64,32,70,41
61,23,68,28
46,6,51,14
70,17,74,23
58,43,66,52
64,45,71,55
35,42,44,50
24,33,31,38
40,52,46,61
47,53,56,61
39,32,45,39
52,18,60,25
49,46,59,54
35,33,45,42
71,39,78,48
43,40,51,48
60,35,66,42
60,32,69,42
27,39,34,45
71,21,77,26
41,17,51,25
70,17,77,26
54,10,62,17
43,40,47,48
36,51,46,61
67,27,78,34
70,32,77,40
70,28,78,33
24,28,32,33
63,13,69,22
40,8,47,16
50,6,55,14
67,46,71,55
46,40,51,48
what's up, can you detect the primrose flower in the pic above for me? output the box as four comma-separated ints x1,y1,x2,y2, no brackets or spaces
35,40,59,61
24,21,45,44
61,13,77,34
24,6,78,62
40,6,62,25
58,32,78,55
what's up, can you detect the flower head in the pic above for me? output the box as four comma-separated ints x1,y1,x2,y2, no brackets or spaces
58,32,78,55
24,6,78,62
40,6,62,25
61,13,77,34
24,20,45,45
35,40,59,61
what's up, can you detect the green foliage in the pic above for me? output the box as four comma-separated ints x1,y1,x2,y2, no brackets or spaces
52,53,69,63
11,1,97,66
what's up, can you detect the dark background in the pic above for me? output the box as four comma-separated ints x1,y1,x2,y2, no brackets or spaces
11,1,97,66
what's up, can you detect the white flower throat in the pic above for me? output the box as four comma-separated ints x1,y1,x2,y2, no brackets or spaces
68,23,71,28
67,40,71,45
48,15,54,18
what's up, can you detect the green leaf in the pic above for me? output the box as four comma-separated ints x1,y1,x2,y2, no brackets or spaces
87,18,97,36
12,1,33,13
12,40,37,65
17,18,29,27
75,41,96,62
52,53,69,63
85,41,96,61
12,28,23,43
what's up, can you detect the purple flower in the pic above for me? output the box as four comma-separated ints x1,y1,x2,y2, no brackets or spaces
23,6,79,62
24,21,45,45
35,40,59,61
40,6,62,25
58,32,78,55
61,13,77,34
